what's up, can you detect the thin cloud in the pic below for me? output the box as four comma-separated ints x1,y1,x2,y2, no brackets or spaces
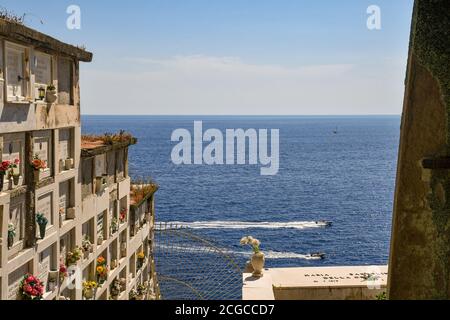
81,55,405,115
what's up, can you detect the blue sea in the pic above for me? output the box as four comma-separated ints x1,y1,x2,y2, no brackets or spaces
82,115,399,295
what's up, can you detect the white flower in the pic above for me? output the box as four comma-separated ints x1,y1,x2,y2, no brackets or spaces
250,239,260,247
247,236,254,242
8,223,15,232
240,236,249,245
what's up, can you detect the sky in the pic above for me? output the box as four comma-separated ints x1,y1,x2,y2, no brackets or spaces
2,0,414,115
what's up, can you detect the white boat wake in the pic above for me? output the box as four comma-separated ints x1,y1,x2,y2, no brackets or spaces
157,244,324,260
162,220,331,230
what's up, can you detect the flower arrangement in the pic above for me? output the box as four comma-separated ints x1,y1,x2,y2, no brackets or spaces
0,160,11,175
82,281,98,299
19,274,44,300
110,279,121,298
82,236,93,254
31,155,47,171
59,263,68,283
137,283,147,298
119,208,127,223
36,213,48,239
36,213,48,226
110,217,119,234
240,236,261,253
137,251,145,260
67,246,83,265
9,158,20,173
129,289,138,300
83,281,97,291
47,84,56,91
8,223,16,249
96,256,108,284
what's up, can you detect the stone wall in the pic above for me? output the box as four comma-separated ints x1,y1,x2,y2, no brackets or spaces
388,0,450,299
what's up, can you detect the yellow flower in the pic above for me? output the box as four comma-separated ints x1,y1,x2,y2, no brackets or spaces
137,252,145,259
96,266,104,274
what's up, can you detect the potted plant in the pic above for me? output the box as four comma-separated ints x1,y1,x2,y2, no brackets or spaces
82,281,98,300
46,84,57,103
137,251,145,269
240,236,264,278
65,157,74,170
36,213,48,239
31,155,47,182
7,223,16,249
96,256,108,285
67,246,83,266
82,236,93,259
19,274,44,300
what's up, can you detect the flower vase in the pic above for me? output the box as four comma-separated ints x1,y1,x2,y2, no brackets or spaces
251,252,265,278
8,233,14,249
46,89,57,103
38,223,47,239
34,170,40,183
65,158,74,170
7,176,13,190
84,288,95,300
13,174,20,186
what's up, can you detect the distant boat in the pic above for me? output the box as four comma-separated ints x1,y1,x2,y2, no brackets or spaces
310,252,326,259
333,127,338,134
316,220,332,227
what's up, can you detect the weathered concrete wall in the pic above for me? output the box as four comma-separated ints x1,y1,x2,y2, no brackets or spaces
388,0,450,299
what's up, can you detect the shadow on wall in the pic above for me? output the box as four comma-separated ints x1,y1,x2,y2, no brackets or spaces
1,103,30,124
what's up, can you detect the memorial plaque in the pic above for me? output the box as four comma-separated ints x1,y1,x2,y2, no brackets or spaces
8,263,30,300
34,53,51,85
59,181,69,214
38,247,52,286
37,193,53,225
34,137,49,162
59,129,71,161
57,57,72,105
2,139,22,163
6,47,24,98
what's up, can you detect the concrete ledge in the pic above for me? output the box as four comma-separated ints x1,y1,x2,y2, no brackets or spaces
243,266,388,300
242,273,275,300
